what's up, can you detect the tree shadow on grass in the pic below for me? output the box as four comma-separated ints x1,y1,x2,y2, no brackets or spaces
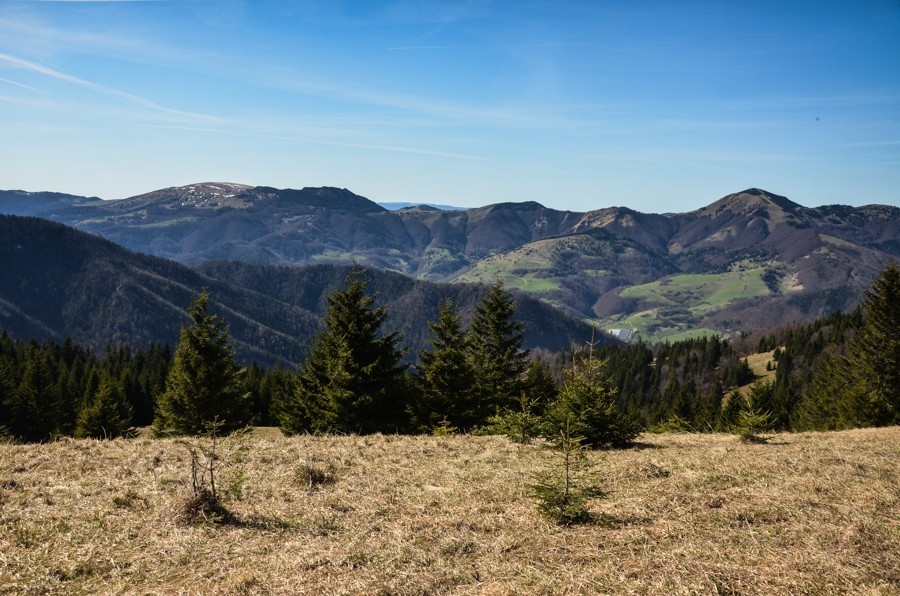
592,512,655,529
626,441,666,451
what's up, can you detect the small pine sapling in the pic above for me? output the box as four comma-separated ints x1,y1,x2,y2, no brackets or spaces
430,417,459,436
532,417,602,525
735,406,773,443
484,392,542,444
177,418,249,525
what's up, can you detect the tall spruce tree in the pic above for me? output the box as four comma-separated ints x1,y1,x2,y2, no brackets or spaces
468,280,529,418
282,265,408,435
850,262,900,425
0,356,16,437
152,290,249,436
804,262,900,428
414,299,478,431
7,350,58,442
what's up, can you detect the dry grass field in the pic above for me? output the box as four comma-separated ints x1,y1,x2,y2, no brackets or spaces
1,427,898,595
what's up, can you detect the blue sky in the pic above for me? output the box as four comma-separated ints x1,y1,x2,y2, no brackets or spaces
1,1,898,212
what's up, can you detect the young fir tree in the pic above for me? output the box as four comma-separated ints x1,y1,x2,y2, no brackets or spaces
75,373,133,439
468,280,529,420
532,416,598,525
414,299,478,431
153,290,249,436
282,265,408,435
544,341,639,449
733,381,774,442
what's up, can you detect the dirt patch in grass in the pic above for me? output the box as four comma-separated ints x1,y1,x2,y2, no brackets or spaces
0,428,898,594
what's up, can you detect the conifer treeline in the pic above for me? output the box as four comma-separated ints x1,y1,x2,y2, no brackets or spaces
2,263,897,443
0,336,170,441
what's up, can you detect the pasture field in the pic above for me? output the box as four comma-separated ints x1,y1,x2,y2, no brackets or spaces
606,269,772,342
1,427,897,594
619,269,770,313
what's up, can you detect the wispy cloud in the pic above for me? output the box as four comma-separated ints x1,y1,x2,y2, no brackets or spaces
0,52,222,122
0,75,41,92
587,147,818,167
245,66,590,130
0,48,491,161
315,140,488,161
387,42,599,51
0,14,220,76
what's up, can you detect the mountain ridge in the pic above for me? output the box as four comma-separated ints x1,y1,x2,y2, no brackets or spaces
2,183,897,342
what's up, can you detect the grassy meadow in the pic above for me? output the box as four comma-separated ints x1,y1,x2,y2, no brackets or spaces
607,269,773,342
1,427,898,594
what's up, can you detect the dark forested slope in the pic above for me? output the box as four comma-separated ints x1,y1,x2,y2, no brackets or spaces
0,216,601,365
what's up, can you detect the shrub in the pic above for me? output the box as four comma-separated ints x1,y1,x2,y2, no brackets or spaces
483,392,542,444
734,407,773,444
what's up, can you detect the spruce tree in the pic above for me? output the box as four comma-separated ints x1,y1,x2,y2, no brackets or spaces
283,265,408,435
0,356,18,438
7,351,58,442
849,262,900,425
468,280,529,419
414,299,478,431
75,373,133,439
153,290,249,436
543,342,638,448
805,262,900,428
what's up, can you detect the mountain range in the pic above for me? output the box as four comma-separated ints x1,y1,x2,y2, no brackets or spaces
0,215,599,365
2,183,897,342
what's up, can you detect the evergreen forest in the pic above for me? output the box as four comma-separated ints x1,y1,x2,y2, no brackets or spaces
1,263,897,444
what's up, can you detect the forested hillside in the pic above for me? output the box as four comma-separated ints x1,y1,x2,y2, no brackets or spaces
597,262,898,431
196,260,610,357
0,216,600,366
3,262,896,444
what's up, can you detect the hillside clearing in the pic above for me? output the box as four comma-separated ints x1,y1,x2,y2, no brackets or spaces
1,428,898,594
610,269,773,342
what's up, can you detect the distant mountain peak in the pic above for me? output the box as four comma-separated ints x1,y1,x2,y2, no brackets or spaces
181,182,253,191
258,186,385,213
108,184,385,214
695,188,802,219
378,201,470,211
396,204,441,212
476,200,547,213
114,182,259,210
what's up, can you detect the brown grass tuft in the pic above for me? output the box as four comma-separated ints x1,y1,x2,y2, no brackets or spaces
0,428,898,594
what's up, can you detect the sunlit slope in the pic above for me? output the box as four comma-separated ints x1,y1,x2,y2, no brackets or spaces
450,229,793,341
607,267,774,342
450,229,677,321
